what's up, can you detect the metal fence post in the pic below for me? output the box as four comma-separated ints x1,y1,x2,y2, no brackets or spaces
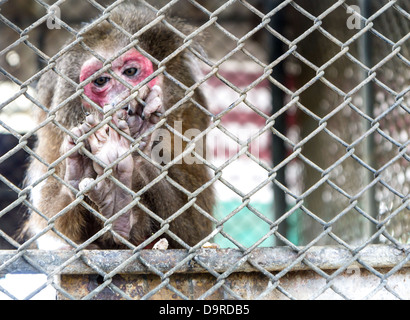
266,0,288,245
359,0,378,241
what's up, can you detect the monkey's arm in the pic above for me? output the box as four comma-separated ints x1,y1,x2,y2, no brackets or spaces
26,159,91,248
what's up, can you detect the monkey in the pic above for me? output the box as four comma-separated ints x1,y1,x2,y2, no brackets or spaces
24,2,214,250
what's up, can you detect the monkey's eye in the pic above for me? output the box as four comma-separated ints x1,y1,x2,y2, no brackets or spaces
123,67,139,77
93,76,110,87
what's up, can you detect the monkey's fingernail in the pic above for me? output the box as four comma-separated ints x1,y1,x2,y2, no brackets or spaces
117,110,126,120
103,105,111,114
139,141,147,150
141,112,146,121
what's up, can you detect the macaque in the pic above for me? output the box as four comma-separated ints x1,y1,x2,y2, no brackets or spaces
24,3,214,249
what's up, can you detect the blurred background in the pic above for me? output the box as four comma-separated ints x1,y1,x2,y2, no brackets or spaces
0,0,409,251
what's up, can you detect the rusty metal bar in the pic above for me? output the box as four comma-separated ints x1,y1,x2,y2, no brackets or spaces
57,266,410,300
1,245,408,276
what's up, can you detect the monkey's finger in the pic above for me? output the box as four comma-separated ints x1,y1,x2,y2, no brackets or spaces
78,177,95,194
79,178,106,204
88,125,109,153
94,126,109,142
69,127,82,143
103,104,111,114
114,109,127,122
64,127,86,155
144,85,162,106
110,109,130,139
142,97,162,120
149,111,163,125
137,85,150,101
105,104,127,123
108,121,131,148
63,132,77,157
77,117,96,136
103,104,118,118
85,114,98,127
151,85,163,101
117,119,131,136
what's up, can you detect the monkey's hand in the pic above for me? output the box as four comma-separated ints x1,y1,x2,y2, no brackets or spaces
126,85,164,151
63,122,96,191
73,110,134,241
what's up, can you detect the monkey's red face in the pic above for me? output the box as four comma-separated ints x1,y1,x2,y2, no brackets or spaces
80,48,158,109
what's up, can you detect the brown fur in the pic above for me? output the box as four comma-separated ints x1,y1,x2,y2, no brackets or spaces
25,2,214,249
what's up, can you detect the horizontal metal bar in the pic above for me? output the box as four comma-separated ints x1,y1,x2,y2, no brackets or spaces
58,266,410,300
0,244,408,276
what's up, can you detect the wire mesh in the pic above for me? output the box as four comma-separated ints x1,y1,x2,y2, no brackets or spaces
0,0,408,300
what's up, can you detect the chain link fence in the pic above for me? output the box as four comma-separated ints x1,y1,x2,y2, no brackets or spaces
0,0,409,300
